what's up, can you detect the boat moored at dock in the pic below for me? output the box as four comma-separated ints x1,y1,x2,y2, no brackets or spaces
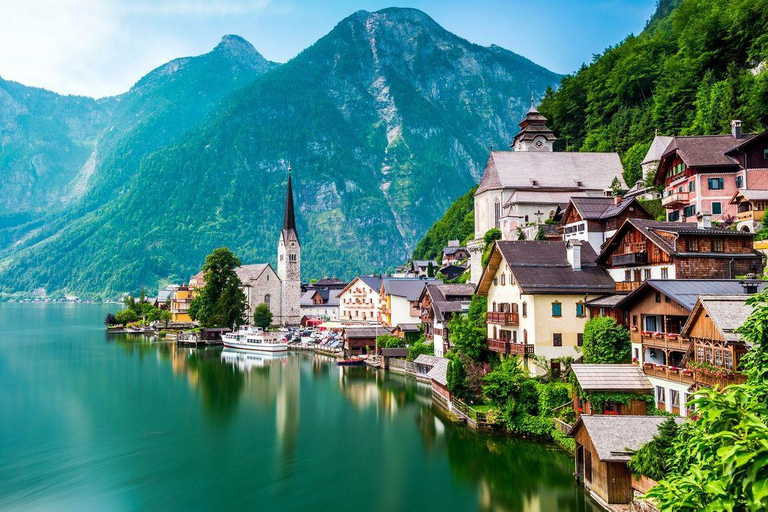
222,327,288,352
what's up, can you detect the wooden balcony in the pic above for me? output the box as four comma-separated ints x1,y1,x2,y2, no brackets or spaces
694,371,747,388
487,311,519,326
641,334,691,352
488,339,534,356
616,281,642,292
611,252,648,266
737,210,763,222
662,191,690,207
643,363,694,385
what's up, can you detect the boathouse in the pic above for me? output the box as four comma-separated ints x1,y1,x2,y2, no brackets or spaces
570,364,653,417
427,357,450,409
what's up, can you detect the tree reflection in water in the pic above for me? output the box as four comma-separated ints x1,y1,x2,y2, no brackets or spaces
187,348,245,423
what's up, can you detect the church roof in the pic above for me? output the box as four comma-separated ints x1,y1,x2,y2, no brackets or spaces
476,151,624,195
282,171,299,245
235,264,275,283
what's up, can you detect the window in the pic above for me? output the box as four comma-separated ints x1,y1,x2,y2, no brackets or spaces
624,270,632,281
494,199,501,229
656,386,666,404
688,180,695,192
668,210,680,222
500,274,506,286
661,267,669,279
764,149,768,160
644,269,651,280
264,294,271,308
522,302,527,318
523,329,528,343
736,175,743,188
289,253,297,262
634,347,639,359
551,301,562,317
553,333,562,346
670,390,680,408
632,315,638,327
655,292,662,303
712,202,722,215
576,302,585,318
708,177,724,190
684,205,696,218
725,351,733,369
577,333,583,347
687,238,699,252
713,238,724,252
493,278,498,286
715,349,723,367
697,346,704,362
512,330,517,343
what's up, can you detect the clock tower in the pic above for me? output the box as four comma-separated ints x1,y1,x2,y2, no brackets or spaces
277,168,301,326
511,104,557,152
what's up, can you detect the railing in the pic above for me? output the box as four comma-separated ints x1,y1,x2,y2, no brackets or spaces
643,363,694,384
662,191,690,207
452,397,487,424
488,339,534,356
616,281,642,292
611,252,648,266
694,371,747,388
389,358,417,374
737,210,763,222
553,418,572,435
641,333,691,351
487,311,520,326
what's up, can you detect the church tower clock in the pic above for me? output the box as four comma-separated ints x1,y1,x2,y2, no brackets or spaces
511,104,557,152
277,167,301,326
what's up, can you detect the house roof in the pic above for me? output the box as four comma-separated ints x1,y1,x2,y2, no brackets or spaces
660,134,746,168
343,327,381,339
312,277,347,287
730,188,768,204
568,416,683,462
235,264,274,283
640,135,674,165
681,295,752,343
477,241,616,295
442,245,467,256
563,196,651,223
614,279,766,311
413,354,442,367
380,347,409,358
504,189,588,207
422,283,474,322
476,151,624,195
597,218,757,264
571,364,653,392
382,278,437,301
395,323,421,332
300,288,342,307
426,357,449,386
585,294,626,308
339,275,383,297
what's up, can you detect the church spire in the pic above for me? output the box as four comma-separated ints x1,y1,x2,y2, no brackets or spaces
281,165,299,244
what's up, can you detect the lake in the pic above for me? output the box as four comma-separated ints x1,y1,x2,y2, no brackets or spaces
0,303,599,511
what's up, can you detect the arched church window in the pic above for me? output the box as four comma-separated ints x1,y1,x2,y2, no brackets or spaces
264,295,271,308
494,199,501,229
289,253,297,262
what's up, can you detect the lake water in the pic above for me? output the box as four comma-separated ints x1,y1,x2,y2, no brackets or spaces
0,303,599,511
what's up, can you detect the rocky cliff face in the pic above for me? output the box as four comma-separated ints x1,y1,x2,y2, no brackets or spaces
0,8,560,298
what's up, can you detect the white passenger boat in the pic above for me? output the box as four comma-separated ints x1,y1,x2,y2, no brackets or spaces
222,326,288,352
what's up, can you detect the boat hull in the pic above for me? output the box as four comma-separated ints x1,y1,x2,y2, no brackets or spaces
222,340,288,352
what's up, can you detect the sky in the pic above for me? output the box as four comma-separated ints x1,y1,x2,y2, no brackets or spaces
0,0,657,98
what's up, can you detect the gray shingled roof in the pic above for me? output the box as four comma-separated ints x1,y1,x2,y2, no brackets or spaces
476,151,624,194
424,283,473,322
571,364,653,392
733,188,768,202
640,135,674,165
494,241,616,294
615,279,766,311
569,416,683,462
383,278,437,301
585,294,626,308
426,357,449,386
396,323,421,332
413,354,442,367
236,264,272,283
661,134,745,168
344,327,382,339
683,295,752,343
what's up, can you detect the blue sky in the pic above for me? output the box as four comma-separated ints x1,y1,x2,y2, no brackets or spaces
0,0,656,98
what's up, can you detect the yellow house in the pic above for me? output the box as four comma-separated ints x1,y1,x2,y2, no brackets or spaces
476,240,615,376
170,286,196,323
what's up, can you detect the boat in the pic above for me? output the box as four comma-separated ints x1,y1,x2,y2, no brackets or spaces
221,348,287,371
337,358,365,366
222,326,288,352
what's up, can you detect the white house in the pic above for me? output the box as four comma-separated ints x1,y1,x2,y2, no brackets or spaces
338,276,383,324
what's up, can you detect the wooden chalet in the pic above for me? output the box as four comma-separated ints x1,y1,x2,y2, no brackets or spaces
681,295,753,389
569,415,683,505
342,326,380,357
570,364,653,417
597,217,762,292
561,195,652,253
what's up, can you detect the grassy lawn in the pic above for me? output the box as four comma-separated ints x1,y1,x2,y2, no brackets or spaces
471,404,494,414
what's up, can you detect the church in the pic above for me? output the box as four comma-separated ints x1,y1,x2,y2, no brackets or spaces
467,106,625,283
190,171,302,326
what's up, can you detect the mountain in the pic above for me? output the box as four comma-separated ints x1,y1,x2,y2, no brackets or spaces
0,8,561,298
413,0,768,260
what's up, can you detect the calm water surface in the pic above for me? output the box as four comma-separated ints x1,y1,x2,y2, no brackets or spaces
0,304,599,511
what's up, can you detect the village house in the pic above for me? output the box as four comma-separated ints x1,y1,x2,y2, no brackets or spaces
570,364,653,417
610,279,763,416
476,240,615,376
342,326,381,357
418,283,474,357
561,195,653,253
569,415,684,506
596,216,762,292
730,188,768,233
467,106,625,283
680,295,753,390
654,123,768,222
169,285,195,323
299,287,341,321
436,264,468,281
337,276,383,324
379,278,437,330
440,240,470,267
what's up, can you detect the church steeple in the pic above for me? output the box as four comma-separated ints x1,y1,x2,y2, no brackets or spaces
511,103,557,152
282,166,299,244
277,164,301,326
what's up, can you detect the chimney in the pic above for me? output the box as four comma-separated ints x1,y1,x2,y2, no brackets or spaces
566,239,582,271
697,211,712,229
742,274,759,294
731,120,742,139
614,194,623,206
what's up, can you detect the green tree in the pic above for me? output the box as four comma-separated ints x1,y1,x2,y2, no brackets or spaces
160,309,172,328
115,308,139,325
408,336,433,360
481,228,502,268
482,356,531,406
622,141,651,187
252,303,273,329
427,261,436,278
581,316,631,364
376,334,405,349
628,417,680,481
189,247,246,328
447,353,470,401
448,295,488,362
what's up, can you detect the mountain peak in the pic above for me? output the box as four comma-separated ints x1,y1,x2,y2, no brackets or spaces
215,34,255,52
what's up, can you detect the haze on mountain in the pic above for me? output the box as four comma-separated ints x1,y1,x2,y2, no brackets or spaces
0,8,561,298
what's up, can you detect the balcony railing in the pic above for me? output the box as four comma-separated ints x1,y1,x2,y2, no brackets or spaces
737,210,763,222
640,333,691,352
616,281,642,292
662,191,690,207
694,370,747,388
643,363,694,385
487,311,520,326
488,339,534,356
611,252,648,266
